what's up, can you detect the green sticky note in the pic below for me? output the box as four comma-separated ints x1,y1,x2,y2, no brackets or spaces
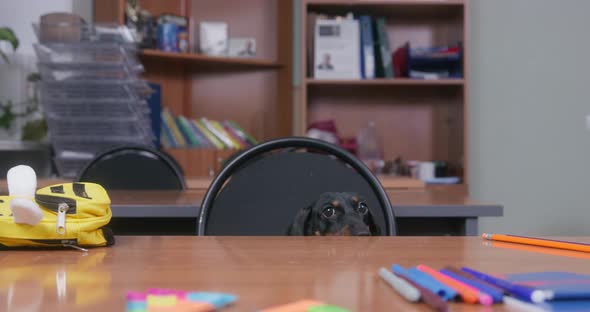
308,304,351,312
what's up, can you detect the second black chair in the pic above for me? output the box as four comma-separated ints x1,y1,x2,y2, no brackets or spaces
76,145,188,235
76,145,186,190
198,137,396,236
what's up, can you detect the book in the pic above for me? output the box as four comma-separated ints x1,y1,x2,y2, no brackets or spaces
359,15,375,79
147,83,162,147
393,42,410,77
306,12,318,78
193,119,224,149
504,296,590,312
408,43,462,79
187,118,213,148
160,129,172,148
159,111,176,148
505,271,590,300
409,70,450,80
222,122,249,148
175,116,198,147
200,118,234,149
314,17,361,79
162,110,185,147
374,17,394,78
225,120,258,145
211,120,243,149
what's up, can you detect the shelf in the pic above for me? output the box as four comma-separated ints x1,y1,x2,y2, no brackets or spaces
306,0,464,6
140,49,283,69
306,78,464,86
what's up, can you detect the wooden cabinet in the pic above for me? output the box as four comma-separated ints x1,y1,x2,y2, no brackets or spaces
94,0,293,178
298,0,469,184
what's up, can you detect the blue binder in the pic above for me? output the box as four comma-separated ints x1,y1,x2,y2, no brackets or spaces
358,15,375,79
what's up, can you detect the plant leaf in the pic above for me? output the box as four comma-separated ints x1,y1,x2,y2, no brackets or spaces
0,104,16,130
0,27,19,51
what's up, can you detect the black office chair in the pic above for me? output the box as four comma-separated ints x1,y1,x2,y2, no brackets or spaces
76,145,186,190
76,145,188,235
198,137,396,236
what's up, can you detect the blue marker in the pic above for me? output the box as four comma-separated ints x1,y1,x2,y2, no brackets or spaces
461,267,549,303
440,269,504,303
392,264,457,301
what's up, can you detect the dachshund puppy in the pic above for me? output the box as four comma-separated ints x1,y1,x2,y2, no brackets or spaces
287,192,380,236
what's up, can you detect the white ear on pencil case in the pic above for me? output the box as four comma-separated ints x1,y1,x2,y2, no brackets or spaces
7,165,43,226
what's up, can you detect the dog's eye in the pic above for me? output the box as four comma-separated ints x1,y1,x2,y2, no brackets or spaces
357,202,368,215
322,206,336,219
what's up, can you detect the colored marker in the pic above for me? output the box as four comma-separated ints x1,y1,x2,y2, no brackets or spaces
395,272,449,312
461,267,549,303
378,267,421,302
443,266,505,295
440,269,504,303
393,265,457,301
417,265,492,305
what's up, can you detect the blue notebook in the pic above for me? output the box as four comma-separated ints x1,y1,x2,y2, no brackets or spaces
505,272,590,300
507,297,590,312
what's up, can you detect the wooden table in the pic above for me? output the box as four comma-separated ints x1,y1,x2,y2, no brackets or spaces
0,236,588,311
108,187,502,236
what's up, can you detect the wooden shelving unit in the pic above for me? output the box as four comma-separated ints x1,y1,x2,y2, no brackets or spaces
95,0,293,178
299,0,469,185
140,49,283,69
306,78,465,86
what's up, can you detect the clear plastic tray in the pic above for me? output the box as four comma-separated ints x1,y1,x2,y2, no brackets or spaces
53,156,91,178
35,43,139,67
42,98,150,118
38,63,143,82
40,81,151,101
34,22,136,44
46,115,153,140
52,137,154,158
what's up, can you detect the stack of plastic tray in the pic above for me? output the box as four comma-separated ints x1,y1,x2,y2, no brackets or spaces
34,23,154,177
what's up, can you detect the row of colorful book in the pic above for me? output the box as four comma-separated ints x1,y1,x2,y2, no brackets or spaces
160,110,258,149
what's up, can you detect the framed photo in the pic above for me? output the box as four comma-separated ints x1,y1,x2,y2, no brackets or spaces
228,38,256,58
199,22,228,56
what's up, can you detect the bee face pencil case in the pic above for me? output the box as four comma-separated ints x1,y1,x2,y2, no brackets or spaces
0,182,114,249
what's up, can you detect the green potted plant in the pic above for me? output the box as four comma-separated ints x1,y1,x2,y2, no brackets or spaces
0,27,47,141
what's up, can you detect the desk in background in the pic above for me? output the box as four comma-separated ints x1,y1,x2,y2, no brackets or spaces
109,187,501,236
0,236,587,311
0,178,503,235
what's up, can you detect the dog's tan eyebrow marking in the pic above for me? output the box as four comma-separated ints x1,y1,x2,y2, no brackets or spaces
331,200,340,207
351,196,359,203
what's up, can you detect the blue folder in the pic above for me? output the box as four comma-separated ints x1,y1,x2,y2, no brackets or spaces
505,271,590,300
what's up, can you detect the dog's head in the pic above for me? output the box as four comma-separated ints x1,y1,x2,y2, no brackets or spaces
288,192,380,236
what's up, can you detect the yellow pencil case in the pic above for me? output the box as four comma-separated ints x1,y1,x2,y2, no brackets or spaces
0,182,114,249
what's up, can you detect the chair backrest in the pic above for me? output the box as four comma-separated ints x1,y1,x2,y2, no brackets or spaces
76,145,186,190
198,137,396,236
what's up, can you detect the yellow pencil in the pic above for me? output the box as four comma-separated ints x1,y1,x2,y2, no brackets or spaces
482,233,590,253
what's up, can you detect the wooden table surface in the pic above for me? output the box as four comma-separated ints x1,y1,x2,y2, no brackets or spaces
1,236,588,311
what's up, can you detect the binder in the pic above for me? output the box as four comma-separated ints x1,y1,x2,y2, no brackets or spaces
359,15,375,79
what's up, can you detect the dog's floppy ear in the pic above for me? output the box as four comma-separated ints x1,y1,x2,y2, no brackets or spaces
287,204,313,236
367,210,381,236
